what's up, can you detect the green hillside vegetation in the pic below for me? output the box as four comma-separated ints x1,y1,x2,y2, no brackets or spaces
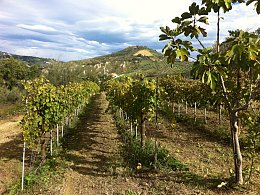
0,51,57,67
61,46,193,82
0,46,192,109
0,57,42,118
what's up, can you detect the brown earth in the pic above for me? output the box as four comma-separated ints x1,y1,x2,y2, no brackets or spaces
0,115,24,194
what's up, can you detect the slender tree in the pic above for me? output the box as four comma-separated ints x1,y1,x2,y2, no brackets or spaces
160,0,260,185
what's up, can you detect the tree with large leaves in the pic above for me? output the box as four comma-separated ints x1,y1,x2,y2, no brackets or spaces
160,0,260,185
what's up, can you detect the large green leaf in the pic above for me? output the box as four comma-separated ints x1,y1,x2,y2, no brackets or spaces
172,17,181,24
176,48,189,61
189,2,200,15
159,34,171,41
246,0,260,14
198,16,209,24
181,12,192,19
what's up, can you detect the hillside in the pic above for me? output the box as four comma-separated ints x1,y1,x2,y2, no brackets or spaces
67,46,192,79
0,46,193,86
0,51,56,67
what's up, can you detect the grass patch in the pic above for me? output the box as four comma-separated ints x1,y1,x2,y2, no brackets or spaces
122,138,188,172
160,105,232,145
112,108,188,172
7,155,67,195
0,103,23,119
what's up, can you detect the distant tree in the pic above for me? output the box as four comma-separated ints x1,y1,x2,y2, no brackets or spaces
254,27,260,35
28,64,41,79
0,57,29,90
45,62,84,86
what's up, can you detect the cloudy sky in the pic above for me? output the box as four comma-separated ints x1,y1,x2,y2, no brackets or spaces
0,0,259,61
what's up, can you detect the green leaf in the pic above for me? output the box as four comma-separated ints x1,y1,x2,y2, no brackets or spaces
162,41,174,55
160,26,171,34
224,0,232,9
176,48,189,61
159,34,170,41
182,20,193,26
189,2,199,15
206,71,212,85
246,0,255,5
210,72,217,90
202,72,206,83
181,12,192,19
167,52,177,64
198,16,209,24
198,7,209,15
172,17,181,24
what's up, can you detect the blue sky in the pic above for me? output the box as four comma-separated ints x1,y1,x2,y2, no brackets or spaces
0,0,259,61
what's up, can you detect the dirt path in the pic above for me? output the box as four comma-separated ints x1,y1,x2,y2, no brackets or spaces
43,93,148,194
0,115,23,194
0,115,22,144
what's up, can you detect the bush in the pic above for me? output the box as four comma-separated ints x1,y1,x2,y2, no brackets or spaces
0,86,9,103
7,87,22,103
112,106,188,172
122,139,188,171
0,86,22,104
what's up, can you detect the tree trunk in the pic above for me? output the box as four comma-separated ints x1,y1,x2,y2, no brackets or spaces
230,111,243,185
40,135,48,164
140,113,146,147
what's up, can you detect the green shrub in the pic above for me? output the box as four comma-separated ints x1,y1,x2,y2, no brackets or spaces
6,87,22,103
122,136,188,171
0,86,22,104
112,106,188,172
0,86,8,103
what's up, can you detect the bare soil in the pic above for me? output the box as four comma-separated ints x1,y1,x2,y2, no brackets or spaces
0,115,24,194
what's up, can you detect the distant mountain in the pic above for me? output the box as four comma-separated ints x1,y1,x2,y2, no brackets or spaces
74,46,163,64
0,51,57,67
69,45,192,77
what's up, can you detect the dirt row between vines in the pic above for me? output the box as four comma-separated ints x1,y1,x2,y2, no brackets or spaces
32,92,213,194
33,93,153,194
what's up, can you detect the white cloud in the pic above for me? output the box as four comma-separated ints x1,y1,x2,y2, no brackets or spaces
0,0,259,61
17,24,57,33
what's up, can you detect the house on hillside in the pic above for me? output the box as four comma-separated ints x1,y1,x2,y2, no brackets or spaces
110,73,119,78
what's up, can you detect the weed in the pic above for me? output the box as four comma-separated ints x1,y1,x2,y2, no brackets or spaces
112,108,188,172
124,189,139,195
